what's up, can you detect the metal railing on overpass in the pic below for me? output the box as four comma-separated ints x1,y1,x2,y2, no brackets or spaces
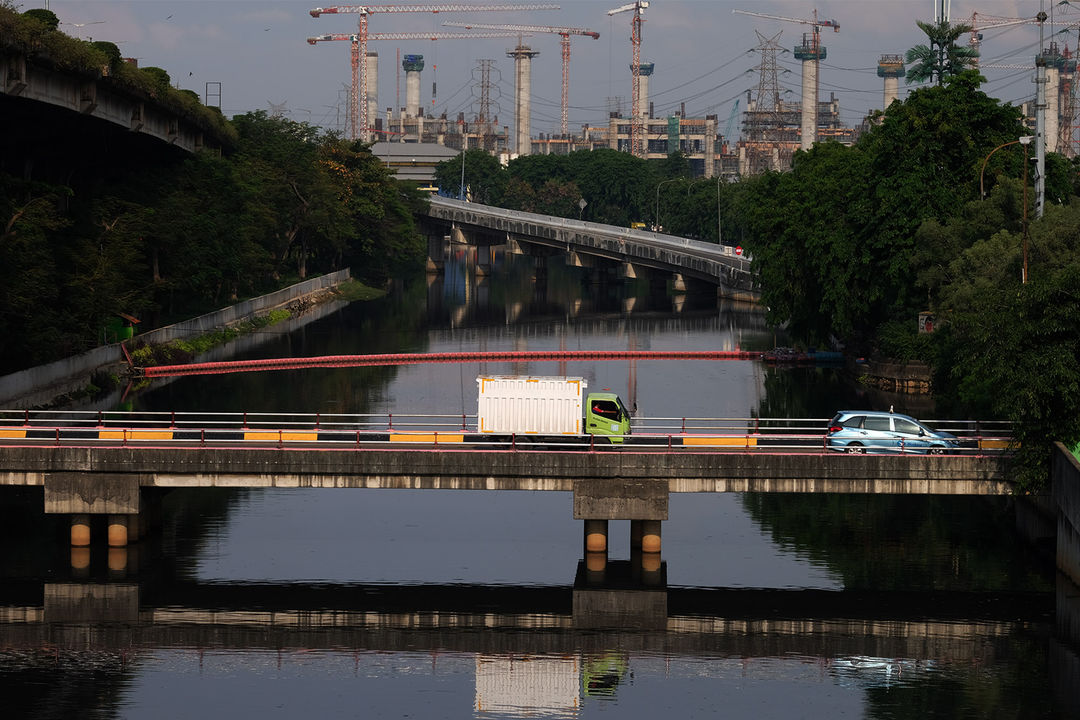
0,410,1013,455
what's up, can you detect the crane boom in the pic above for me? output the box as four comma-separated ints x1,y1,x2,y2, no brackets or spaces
309,31,524,43
441,21,598,39
732,8,839,31
443,21,599,135
311,4,559,17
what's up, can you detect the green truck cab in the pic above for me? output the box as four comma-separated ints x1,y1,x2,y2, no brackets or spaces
586,392,633,442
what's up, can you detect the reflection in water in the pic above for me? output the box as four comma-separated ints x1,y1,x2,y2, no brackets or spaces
3,249,1078,717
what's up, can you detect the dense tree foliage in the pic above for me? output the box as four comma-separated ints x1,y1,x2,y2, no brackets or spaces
0,112,427,373
736,71,1025,352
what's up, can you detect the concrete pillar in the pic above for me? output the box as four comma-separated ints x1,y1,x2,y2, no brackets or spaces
403,54,423,118
107,514,130,547
883,75,899,110
634,63,654,121
71,514,91,547
672,273,687,293
584,519,608,554
800,57,817,150
640,519,661,554
1047,65,1060,153
509,44,539,156
366,51,378,133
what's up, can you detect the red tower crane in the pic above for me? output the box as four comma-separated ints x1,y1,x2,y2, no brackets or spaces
442,21,599,136
310,4,560,142
308,30,526,139
607,1,648,158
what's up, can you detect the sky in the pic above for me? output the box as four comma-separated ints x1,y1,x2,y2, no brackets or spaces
38,1,1080,138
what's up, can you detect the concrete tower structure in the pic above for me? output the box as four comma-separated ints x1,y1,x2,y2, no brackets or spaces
877,55,905,111
403,54,424,118
366,51,378,133
633,62,654,121
794,32,825,150
508,43,539,156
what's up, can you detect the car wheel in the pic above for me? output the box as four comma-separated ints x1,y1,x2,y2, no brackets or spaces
845,443,865,454
928,447,946,455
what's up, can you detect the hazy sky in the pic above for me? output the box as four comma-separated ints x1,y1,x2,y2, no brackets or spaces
41,1,1078,137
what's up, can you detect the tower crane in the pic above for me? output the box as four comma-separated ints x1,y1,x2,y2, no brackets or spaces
733,8,839,151
308,31,526,139
607,1,648,157
442,21,599,136
310,4,560,141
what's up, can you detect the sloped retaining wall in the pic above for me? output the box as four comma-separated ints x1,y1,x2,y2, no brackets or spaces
0,270,351,408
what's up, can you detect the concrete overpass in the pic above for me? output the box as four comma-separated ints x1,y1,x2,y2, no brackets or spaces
0,442,1010,555
1,49,226,156
420,197,757,301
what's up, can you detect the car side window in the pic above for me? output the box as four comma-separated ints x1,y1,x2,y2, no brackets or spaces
863,416,891,431
894,419,920,435
842,416,864,428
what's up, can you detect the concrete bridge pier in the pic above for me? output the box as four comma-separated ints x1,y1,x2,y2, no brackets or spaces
45,472,141,548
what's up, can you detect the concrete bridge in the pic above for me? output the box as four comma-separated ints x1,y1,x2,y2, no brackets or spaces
1,49,226,156
0,441,1011,556
420,197,757,301
0,574,1045,663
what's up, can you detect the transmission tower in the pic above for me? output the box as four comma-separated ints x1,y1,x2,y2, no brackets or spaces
472,59,501,150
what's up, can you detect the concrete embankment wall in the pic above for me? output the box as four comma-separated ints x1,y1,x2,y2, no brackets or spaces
0,270,351,408
1054,443,1080,587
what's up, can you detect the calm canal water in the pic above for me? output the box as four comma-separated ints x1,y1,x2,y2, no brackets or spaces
1,254,1075,718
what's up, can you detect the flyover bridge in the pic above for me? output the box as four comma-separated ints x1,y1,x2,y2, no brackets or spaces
0,409,1012,557
420,197,757,301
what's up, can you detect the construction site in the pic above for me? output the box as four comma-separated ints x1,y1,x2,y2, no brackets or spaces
304,3,1080,181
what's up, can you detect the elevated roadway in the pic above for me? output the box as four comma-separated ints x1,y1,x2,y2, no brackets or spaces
421,197,757,301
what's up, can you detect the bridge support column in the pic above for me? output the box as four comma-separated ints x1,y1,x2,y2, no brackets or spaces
107,514,131,547
584,519,608,554
672,273,687,293
70,514,91,547
476,244,492,276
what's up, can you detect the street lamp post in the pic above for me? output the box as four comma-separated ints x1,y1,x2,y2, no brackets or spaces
979,136,1032,283
655,178,680,231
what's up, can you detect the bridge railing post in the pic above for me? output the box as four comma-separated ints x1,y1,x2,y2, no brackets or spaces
388,413,393,431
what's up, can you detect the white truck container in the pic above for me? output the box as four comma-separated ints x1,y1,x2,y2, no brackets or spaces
476,375,585,435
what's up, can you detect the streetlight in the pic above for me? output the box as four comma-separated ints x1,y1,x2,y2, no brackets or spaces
716,176,723,245
655,178,680,231
978,136,1032,283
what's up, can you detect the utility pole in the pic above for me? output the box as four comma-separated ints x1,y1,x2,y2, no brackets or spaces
1035,4,1048,220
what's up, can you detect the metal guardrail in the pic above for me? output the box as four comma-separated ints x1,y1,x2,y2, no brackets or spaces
0,411,1013,454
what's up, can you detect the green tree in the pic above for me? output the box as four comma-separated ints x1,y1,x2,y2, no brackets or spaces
21,8,58,31
905,19,978,85
935,201,1080,489
433,149,505,204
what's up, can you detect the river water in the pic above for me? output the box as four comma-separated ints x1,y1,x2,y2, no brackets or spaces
1,253,1076,718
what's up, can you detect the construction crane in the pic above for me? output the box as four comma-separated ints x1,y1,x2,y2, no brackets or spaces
442,21,599,136
310,4,560,141
608,1,648,158
308,30,525,139
733,9,839,151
